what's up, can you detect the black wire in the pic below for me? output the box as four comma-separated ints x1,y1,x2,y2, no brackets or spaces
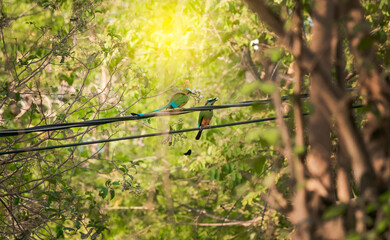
0,104,363,157
0,87,359,137
0,116,283,157
1,88,360,137
0,95,309,137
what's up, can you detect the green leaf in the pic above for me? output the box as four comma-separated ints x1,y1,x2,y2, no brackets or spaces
245,127,262,143
265,47,283,62
65,75,74,86
380,0,388,8
322,204,347,220
119,165,128,173
51,86,58,93
18,59,28,65
56,113,65,120
48,191,58,200
379,190,390,203
14,197,20,206
215,169,221,180
108,30,122,40
253,156,266,174
110,188,115,200
231,172,236,181
366,202,377,213
345,232,361,240
242,192,259,207
259,82,276,94
87,52,99,65
80,232,89,239
222,164,231,174
293,145,306,155
240,82,261,95
63,227,75,232
377,219,388,234
382,205,390,215
14,93,21,101
209,170,215,180
97,186,109,199
56,225,64,239
105,179,112,187
26,54,38,61
74,220,81,230
127,174,134,180
358,35,375,50
261,128,280,145
45,208,58,213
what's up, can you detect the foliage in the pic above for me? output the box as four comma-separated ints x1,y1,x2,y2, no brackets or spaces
0,0,390,239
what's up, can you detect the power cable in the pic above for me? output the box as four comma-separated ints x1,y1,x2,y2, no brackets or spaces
0,87,358,137
0,95,309,137
0,116,284,157
0,104,363,157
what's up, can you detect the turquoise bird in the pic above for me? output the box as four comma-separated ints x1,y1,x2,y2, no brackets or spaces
132,88,194,116
196,97,218,140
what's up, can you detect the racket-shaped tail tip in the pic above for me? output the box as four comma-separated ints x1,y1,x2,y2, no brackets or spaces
195,130,202,140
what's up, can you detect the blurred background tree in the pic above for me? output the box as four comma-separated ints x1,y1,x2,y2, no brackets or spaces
0,0,390,239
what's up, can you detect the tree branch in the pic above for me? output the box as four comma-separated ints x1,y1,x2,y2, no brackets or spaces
243,0,376,200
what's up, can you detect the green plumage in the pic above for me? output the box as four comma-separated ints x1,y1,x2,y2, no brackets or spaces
198,109,213,127
196,98,218,140
169,92,190,109
131,88,193,116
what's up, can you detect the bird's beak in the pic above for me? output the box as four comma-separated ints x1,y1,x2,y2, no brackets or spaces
208,97,218,104
186,88,195,95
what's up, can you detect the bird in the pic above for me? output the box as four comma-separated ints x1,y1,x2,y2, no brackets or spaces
132,88,194,116
184,149,192,156
196,97,218,140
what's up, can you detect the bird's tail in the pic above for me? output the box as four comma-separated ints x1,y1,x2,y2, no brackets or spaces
195,130,203,140
131,105,168,116
152,105,168,112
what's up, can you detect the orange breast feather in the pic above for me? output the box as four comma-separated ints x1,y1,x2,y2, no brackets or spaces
200,118,211,127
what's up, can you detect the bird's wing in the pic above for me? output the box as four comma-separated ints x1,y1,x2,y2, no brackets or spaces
170,93,188,108
198,110,205,127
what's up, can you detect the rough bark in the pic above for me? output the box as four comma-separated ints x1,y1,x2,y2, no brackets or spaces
243,0,390,238
342,0,390,192
306,0,334,201
244,0,376,201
